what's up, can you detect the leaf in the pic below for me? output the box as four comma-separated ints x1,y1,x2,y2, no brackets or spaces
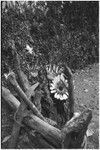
2,135,11,143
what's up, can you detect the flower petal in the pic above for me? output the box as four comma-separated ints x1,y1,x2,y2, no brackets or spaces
61,96,64,100
57,75,61,81
53,77,58,84
53,64,56,71
54,93,58,98
66,92,69,96
65,80,68,84
50,86,55,90
50,83,56,89
51,69,54,74
50,83,54,87
49,64,52,72
63,94,68,99
51,90,56,93
61,73,65,81
56,94,60,99
55,76,59,82
59,95,62,100
59,95,63,100
56,93,59,99
56,66,59,73
65,82,68,87
52,80,56,85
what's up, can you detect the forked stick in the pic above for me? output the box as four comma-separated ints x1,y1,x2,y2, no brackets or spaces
6,72,48,122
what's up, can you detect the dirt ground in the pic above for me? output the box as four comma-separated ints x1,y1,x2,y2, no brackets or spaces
1,63,99,149
73,63,99,149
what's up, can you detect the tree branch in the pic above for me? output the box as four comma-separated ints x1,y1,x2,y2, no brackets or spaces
6,46,40,148
2,87,62,148
6,72,47,122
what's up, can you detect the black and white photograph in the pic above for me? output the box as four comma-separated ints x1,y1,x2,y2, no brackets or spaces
1,1,99,149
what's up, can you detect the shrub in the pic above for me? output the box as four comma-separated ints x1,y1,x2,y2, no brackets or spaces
1,1,99,76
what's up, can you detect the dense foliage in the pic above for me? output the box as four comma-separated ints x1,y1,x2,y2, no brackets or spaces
1,1,99,76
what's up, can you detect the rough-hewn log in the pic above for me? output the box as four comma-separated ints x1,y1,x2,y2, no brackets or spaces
7,48,40,148
5,80,55,149
25,130,55,149
2,87,62,148
24,114,62,148
8,82,39,149
13,45,30,92
2,87,20,109
8,77,29,148
62,110,92,135
2,86,26,148
2,86,92,148
6,72,48,122
61,110,92,148
34,134,54,149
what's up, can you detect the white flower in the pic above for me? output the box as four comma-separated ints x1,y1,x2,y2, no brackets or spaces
50,73,69,101
46,64,59,80
26,44,33,54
